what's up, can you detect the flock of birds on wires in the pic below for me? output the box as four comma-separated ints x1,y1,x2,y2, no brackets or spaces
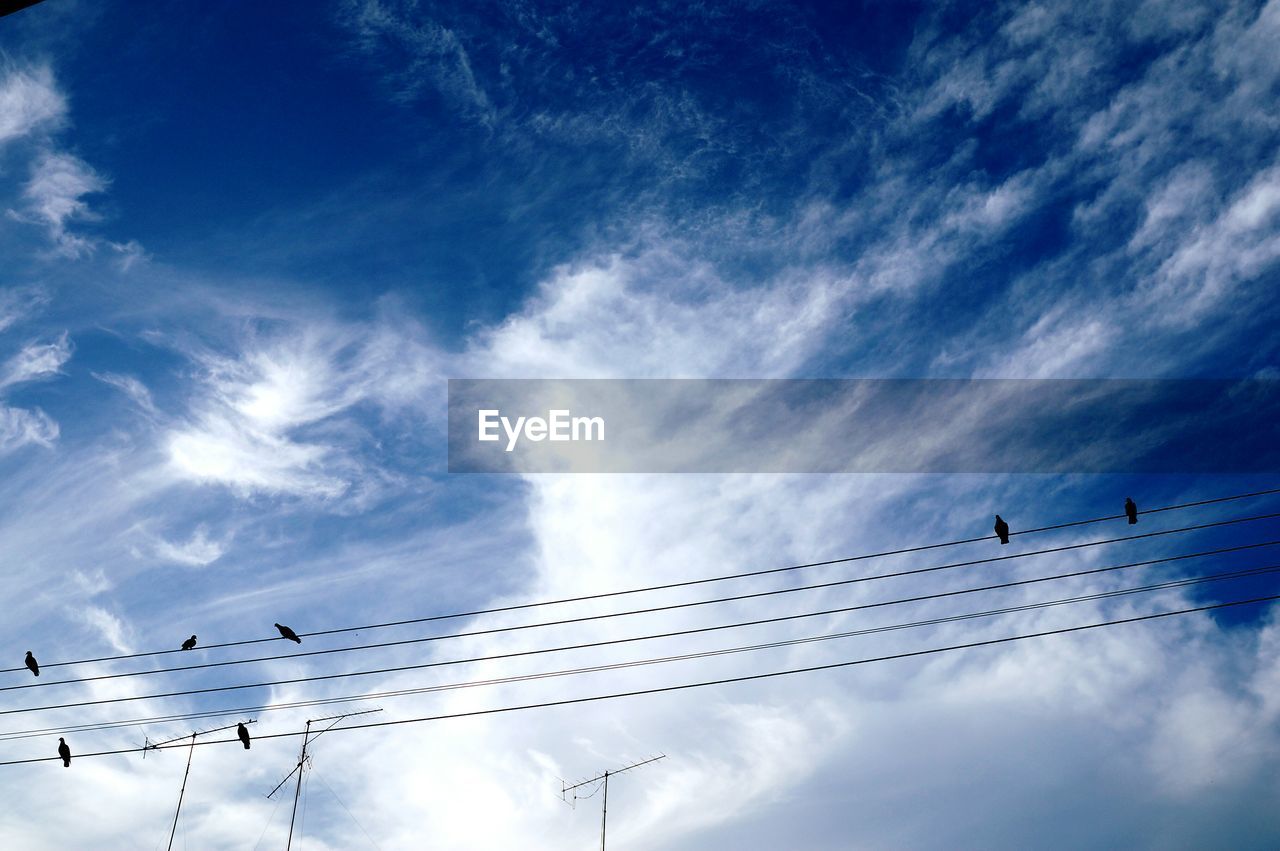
22,624,304,766
3,488,1279,783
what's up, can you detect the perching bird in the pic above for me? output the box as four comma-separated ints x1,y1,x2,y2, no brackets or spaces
275,623,302,644
24,651,39,677
1125,497,1138,525
57,737,71,768
237,722,251,750
181,635,197,651
994,514,1010,545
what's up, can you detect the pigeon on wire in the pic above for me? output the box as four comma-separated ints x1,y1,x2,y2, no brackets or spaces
275,623,302,644
1125,498,1138,525
58,737,71,768
994,515,1010,545
24,651,39,677
237,722,251,750
181,635,198,651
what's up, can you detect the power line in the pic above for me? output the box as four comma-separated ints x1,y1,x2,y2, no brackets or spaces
6,503,1280,684
6,486,1278,676
20,537,1255,743
3,591,1275,768
3,561,1276,724
6,536,1279,699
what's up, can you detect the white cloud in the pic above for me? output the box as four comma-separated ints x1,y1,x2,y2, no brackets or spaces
466,248,842,379
70,567,113,596
163,315,441,499
0,287,50,333
92,371,158,416
77,605,134,655
1144,158,1280,325
0,64,65,145
343,0,494,121
152,524,228,567
0,333,72,388
20,151,107,257
0,404,58,451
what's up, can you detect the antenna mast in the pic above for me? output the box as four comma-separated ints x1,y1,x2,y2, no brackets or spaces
266,708,383,850
148,719,257,851
561,754,666,851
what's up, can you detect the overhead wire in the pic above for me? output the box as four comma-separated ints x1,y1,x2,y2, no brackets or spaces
5,536,1279,696
3,559,1277,722
5,501,1280,681
5,486,1279,676
2,591,1275,768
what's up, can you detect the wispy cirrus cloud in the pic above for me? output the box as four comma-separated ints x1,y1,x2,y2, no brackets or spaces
18,151,107,257
152,524,228,567
76,605,135,655
0,334,71,454
92,371,158,417
0,287,49,334
0,63,65,145
0,404,58,451
0,333,72,388
163,313,442,500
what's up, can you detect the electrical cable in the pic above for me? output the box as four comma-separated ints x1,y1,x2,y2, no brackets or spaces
6,537,1279,696
2,591,1274,768
6,486,1277,675
3,560,1275,721
6,500,1278,678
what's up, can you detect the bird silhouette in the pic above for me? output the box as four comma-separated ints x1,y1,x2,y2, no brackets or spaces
994,515,1010,545
181,635,197,651
237,722,251,750
57,737,70,768
1125,497,1138,525
275,623,302,644
24,651,39,677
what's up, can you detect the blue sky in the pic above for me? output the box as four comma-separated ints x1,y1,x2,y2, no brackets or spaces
1,0,1279,848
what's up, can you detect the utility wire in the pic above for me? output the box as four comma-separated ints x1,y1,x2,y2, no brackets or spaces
6,501,1280,681
11,540,1276,742
5,487,1278,676
2,591,1275,768
6,537,1279,697
2,561,1275,723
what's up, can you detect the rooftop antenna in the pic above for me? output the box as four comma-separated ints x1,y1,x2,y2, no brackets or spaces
148,719,257,851
561,754,666,851
266,708,383,851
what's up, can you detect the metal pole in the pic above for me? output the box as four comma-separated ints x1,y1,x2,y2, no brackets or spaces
600,771,609,851
286,720,312,851
166,733,197,851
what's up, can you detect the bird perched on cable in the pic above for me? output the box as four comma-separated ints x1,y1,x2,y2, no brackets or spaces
1125,497,1138,525
275,623,302,644
237,722,251,750
57,737,71,768
24,651,39,677
994,514,1010,545
181,635,197,651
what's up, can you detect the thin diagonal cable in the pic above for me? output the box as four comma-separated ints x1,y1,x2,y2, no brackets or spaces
3,561,1275,720
4,592,1275,767
8,536,1280,695
7,545,1269,742
311,767,383,851
6,487,1278,675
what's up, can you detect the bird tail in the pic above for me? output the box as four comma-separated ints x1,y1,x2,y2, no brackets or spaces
291,636,302,644
243,741,251,750
62,759,69,767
